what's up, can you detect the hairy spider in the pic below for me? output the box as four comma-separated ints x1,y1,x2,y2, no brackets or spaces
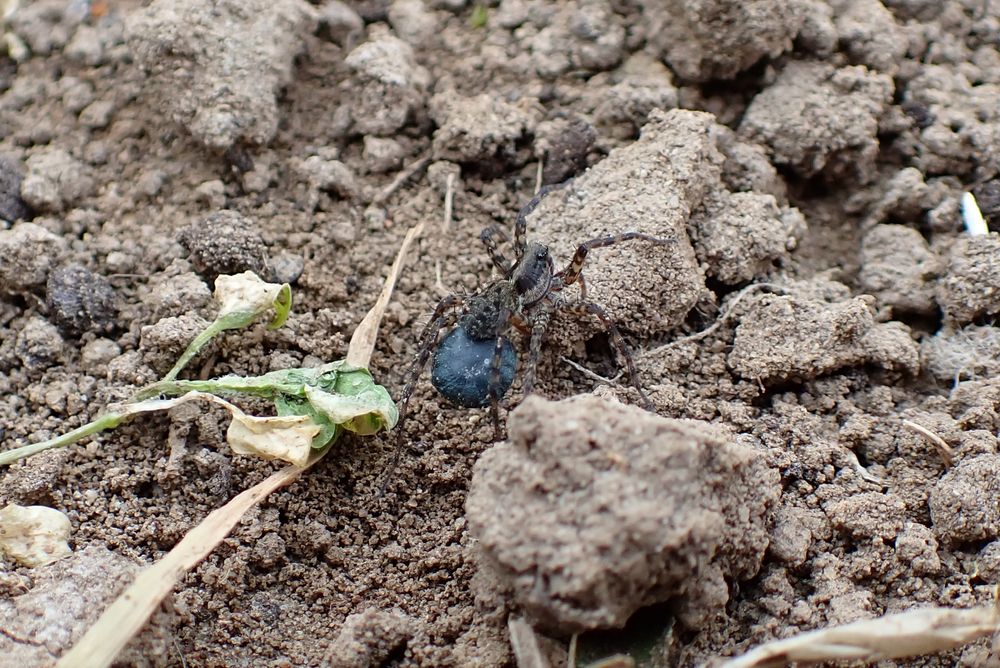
394,186,674,446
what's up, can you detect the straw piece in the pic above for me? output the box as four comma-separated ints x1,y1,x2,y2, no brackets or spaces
719,605,999,668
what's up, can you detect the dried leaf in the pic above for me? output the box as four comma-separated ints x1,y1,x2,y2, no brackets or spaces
118,392,322,466
719,605,1000,668
0,503,72,567
226,412,321,467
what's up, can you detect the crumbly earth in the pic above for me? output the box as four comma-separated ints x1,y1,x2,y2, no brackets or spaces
0,1,999,667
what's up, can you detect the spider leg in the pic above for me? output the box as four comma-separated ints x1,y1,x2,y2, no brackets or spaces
488,335,508,441
514,182,567,259
485,306,519,441
563,300,655,412
558,232,675,287
380,294,462,493
480,225,512,274
522,306,552,396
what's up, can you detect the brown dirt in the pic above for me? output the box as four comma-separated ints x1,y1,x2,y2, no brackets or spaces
1,1,1000,666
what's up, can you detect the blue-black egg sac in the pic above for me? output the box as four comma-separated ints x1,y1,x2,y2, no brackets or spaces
431,327,518,408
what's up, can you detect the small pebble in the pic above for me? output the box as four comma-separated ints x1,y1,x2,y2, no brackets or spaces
20,148,94,212
0,222,66,292
0,156,30,222
270,252,305,284
328,221,357,245
79,100,115,129
15,316,66,370
135,169,166,197
46,263,119,336
298,156,359,199
61,77,95,113
194,179,226,209
144,270,212,319
362,136,405,174
64,24,105,66
81,338,122,374
140,313,211,374
251,532,287,568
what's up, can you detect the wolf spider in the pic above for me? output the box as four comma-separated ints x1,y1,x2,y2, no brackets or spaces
394,187,673,445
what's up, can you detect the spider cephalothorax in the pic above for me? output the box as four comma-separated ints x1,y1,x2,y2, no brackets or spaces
393,186,674,449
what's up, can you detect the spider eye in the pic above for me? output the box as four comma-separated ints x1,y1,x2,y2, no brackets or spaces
536,247,548,260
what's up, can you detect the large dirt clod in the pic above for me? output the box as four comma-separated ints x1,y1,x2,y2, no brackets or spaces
45,264,119,337
740,61,893,182
728,290,920,384
0,546,140,666
643,0,806,82
860,224,941,315
177,211,270,282
0,223,67,294
936,234,1000,325
526,109,721,336
125,0,318,150
466,394,779,631
929,454,1000,544
344,28,431,136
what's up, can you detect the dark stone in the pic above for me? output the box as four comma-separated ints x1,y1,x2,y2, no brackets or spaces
46,264,119,336
0,155,30,222
178,210,270,281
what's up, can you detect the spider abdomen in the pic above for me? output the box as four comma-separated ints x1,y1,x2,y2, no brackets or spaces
431,326,517,408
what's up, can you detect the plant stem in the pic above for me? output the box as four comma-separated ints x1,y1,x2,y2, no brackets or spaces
161,322,224,382
134,377,288,402
0,411,126,466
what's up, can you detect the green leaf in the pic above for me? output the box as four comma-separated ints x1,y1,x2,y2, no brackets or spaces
470,4,488,28
275,394,341,450
303,364,398,436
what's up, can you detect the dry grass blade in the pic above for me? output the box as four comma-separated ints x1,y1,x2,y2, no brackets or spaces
347,220,424,367
371,154,431,206
58,223,423,668
507,617,549,668
902,419,955,468
644,282,786,359
718,605,999,668
55,463,305,667
509,616,550,668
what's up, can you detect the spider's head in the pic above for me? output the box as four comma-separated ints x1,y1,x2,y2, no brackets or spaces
512,241,553,307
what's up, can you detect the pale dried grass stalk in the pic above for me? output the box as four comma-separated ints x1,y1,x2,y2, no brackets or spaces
58,222,425,668
347,221,425,367
371,154,431,206
719,605,999,668
902,419,955,468
644,282,786,359
509,616,550,668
